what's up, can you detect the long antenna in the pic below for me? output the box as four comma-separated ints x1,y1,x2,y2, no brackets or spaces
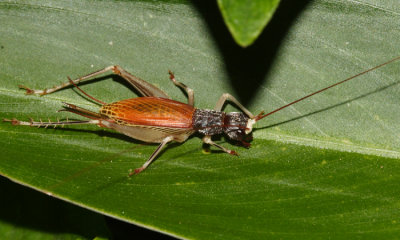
255,56,400,121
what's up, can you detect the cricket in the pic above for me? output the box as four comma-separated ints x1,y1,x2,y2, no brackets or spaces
4,56,400,175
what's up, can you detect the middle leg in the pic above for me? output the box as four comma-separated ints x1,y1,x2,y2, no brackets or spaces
130,136,174,175
168,70,194,106
202,135,238,156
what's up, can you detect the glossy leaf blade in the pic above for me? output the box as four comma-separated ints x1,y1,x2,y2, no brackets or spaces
217,0,280,47
1,0,400,239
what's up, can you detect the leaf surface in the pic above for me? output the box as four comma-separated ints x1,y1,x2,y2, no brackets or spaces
217,0,280,47
1,0,400,239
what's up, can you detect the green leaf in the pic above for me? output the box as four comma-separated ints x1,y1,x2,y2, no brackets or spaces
217,0,280,47
1,0,400,239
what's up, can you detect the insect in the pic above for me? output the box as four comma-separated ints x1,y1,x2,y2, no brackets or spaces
4,57,400,175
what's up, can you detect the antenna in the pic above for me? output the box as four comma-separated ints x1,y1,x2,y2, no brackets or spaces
255,56,400,121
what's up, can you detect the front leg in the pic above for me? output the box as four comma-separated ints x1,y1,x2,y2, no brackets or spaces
20,66,171,98
215,93,254,119
202,136,238,156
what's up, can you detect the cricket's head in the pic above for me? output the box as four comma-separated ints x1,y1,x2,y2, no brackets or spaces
224,112,255,145
223,110,268,146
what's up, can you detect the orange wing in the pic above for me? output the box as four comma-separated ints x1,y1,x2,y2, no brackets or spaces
100,97,195,128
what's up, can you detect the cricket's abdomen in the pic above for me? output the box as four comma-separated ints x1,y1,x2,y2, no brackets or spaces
100,97,195,128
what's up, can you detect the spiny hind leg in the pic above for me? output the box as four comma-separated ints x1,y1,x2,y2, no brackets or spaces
20,66,170,98
130,136,174,176
168,70,194,106
202,135,238,156
4,102,104,127
3,118,101,128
